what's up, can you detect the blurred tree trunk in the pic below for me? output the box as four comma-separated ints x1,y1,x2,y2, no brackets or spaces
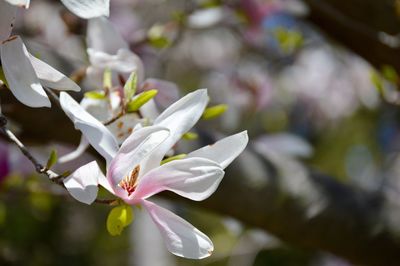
303,0,400,71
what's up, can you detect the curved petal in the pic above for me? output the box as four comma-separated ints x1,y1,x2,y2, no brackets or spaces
60,0,109,19
4,0,29,8
140,89,209,175
142,200,214,259
64,161,103,205
87,17,127,54
29,54,81,92
60,92,119,163
1,36,50,108
59,136,90,163
187,131,249,169
0,1,17,42
132,158,224,202
107,126,170,197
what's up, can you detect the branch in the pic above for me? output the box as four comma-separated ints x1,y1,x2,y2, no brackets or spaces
302,0,400,71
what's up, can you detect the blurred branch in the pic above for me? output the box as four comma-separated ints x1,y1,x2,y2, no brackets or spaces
303,0,400,71
2,89,400,265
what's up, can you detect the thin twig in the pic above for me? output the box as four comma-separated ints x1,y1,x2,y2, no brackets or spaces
103,110,125,126
0,114,116,205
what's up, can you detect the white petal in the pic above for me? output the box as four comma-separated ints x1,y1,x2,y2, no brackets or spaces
1,36,50,108
133,158,224,202
29,54,80,92
188,131,249,169
59,136,90,163
87,48,144,80
107,126,169,197
253,133,313,158
107,113,144,145
87,17,127,54
60,0,109,19
142,200,214,259
60,92,119,163
139,99,160,122
64,161,102,204
4,0,29,8
141,89,209,175
0,1,17,42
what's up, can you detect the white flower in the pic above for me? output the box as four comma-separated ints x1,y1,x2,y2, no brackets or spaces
86,16,144,86
59,89,248,259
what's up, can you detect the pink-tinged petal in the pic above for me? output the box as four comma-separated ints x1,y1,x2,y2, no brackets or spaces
107,126,169,197
0,1,17,42
60,0,109,19
1,36,50,108
4,0,29,8
29,54,81,92
253,133,313,159
64,161,103,205
142,200,214,259
141,89,209,175
59,136,90,163
87,17,127,54
187,131,248,169
132,158,224,202
60,92,119,163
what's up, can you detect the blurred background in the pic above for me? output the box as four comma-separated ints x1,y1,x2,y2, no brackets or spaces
1,0,400,265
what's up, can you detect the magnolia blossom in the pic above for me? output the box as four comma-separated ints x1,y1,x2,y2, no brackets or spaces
0,1,80,108
86,16,144,86
2,0,109,19
59,78,180,162
59,89,248,259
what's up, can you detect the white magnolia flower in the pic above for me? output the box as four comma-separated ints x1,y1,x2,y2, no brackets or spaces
59,89,248,259
2,0,109,19
59,78,180,162
86,16,144,86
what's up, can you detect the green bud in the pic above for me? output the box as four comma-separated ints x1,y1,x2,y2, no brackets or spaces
0,67,8,88
202,104,228,120
381,65,398,83
103,68,112,90
161,154,187,165
126,90,158,113
124,72,138,103
46,149,58,170
106,205,134,236
182,132,198,140
84,91,107,100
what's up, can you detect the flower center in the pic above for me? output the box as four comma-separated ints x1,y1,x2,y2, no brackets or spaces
119,165,140,196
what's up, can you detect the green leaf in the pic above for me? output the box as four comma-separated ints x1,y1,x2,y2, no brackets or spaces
182,132,198,140
46,150,58,169
106,204,134,236
126,90,158,113
124,72,138,103
161,154,187,165
202,104,228,120
103,68,112,90
84,91,107,100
